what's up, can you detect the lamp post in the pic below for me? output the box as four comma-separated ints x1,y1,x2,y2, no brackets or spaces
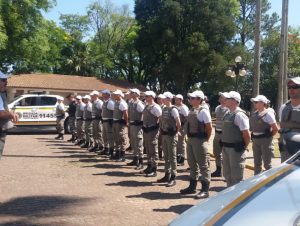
225,56,247,91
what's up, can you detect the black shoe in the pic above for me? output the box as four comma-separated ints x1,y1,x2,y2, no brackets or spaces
146,166,157,177
141,164,151,174
166,175,176,187
180,180,197,195
116,151,125,162
112,150,120,160
195,181,210,199
177,155,185,166
67,135,75,142
135,158,144,170
88,144,97,152
157,172,171,183
97,147,107,155
127,156,138,166
74,139,84,145
55,134,64,140
109,148,115,159
211,166,222,177
80,142,89,148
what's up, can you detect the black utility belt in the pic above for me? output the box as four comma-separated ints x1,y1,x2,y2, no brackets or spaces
56,115,65,119
142,124,159,133
84,119,92,121
251,133,272,139
102,119,113,122
130,121,143,126
160,129,177,136
113,119,126,125
187,132,207,139
220,141,246,153
92,117,102,120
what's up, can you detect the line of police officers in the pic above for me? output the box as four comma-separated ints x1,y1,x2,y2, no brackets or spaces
53,77,300,199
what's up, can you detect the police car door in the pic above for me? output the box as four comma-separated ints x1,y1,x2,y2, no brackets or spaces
13,96,39,125
38,96,57,125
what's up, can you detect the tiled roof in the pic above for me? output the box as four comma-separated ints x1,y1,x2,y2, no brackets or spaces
7,73,146,92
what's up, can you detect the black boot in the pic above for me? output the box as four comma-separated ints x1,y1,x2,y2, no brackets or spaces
180,179,197,194
88,143,97,152
116,151,125,162
167,174,176,187
80,141,89,148
177,155,185,166
141,164,151,174
112,150,120,160
158,150,163,160
74,139,84,145
146,166,157,177
108,148,115,159
55,133,64,140
127,156,138,166
195,181,209,199
157,172,171,183
135,158,144,170
67,135,75,142
211,166,222,177
98,147,107,155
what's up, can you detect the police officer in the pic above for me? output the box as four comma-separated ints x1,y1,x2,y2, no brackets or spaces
142,91,162,177
279,77,300,162
81,95,93,149
89,90,104,152
0,71,18,159
250,95,278,175
180,91,212,199
99,89,115,156
127,88,145,169
112,90,128,161
211,92,228,177
156,94,165,160
174,94,189,166
66,94,77,142
74,95,85,145
157,92,181,187
55,96,65,140
221,91,251,187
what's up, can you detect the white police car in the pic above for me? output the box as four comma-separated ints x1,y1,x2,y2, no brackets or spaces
8,94,70,132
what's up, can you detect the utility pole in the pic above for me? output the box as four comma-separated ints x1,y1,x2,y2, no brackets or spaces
277,0,289,113
253,0,261,99
283,0,289,103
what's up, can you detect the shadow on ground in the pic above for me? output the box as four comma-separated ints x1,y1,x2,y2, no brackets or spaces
106,180,154,187
0,195,91,225
126,191,190,200
153,204,194,214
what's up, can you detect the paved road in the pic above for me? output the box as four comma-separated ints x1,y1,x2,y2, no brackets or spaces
0,134,259,226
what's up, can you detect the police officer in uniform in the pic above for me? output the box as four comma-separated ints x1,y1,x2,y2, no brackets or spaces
112,90,128,161
211,92,228,177
55,96,65,140
127,88,145,169
279,77,300,162
156,94,165,160
142,91,162,177
0,71,18,159
74,95,85,145
174,94,189,166
157,92,181,187
180,91,212,199
99,89,115,156
66,94,77,142
250,95,278,175
81,95,93,149
221,91,251,187
89,91,104,152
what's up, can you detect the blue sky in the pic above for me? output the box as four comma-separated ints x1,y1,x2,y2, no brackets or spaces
44,0,300,27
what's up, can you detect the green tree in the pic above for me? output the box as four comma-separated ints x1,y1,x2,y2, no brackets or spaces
0,0,56,73
134,0,240,94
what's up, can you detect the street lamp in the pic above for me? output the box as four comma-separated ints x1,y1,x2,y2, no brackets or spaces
225,56,247,91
